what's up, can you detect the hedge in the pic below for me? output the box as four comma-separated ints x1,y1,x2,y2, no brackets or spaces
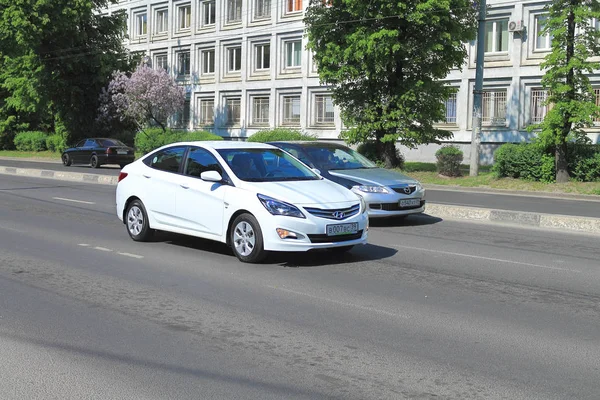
247,128,317,143
14,131,47,151
46,134,67,153
435,145,463,177
134,128,222,154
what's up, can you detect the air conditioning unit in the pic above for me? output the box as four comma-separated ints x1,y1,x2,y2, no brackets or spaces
508,20,524,32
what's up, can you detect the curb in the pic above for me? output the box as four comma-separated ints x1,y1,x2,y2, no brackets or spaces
425,204,600,235
2,165,599,235
0,166,118,185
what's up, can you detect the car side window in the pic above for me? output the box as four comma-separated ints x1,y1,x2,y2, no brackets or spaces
84,139,97,147
279,145,314,167
75,140,86,148
144,146,186,173
184,147,223,178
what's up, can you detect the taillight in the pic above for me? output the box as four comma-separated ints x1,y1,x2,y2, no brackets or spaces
118,172,128,182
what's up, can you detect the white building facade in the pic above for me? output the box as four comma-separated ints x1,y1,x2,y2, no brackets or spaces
107,0,600,163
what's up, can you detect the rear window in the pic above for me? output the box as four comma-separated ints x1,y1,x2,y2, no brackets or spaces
98,139,127,147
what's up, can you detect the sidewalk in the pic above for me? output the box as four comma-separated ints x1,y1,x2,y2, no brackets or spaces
1,157,599,235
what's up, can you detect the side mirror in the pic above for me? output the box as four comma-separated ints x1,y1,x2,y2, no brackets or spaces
200,170,223,182
312,168,321,175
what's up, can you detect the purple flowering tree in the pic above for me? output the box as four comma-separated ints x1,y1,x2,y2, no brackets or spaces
98,65,185,132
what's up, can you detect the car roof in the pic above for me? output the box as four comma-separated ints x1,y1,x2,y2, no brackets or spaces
268,141,348,149
174,140,276,150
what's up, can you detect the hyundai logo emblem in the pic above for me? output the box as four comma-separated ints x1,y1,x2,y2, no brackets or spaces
403,187,411,194
332,211,345,219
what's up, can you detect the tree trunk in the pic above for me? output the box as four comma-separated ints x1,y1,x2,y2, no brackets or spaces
555,142,569,183
375,135,401,169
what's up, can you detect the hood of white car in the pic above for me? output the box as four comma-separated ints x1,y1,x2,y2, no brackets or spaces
328,168,418,186
244,179,360,207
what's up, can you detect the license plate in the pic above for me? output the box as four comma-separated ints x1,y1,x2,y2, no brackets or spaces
117,150,128,155
399,199,420,208
326,223,358,236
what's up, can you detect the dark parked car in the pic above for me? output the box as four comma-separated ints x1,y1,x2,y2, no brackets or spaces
61,138,135,169
268,141,426,219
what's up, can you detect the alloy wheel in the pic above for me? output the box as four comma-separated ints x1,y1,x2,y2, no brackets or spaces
127,205,144,236
233,221,256,257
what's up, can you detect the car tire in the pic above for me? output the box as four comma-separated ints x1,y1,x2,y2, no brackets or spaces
230,213,267,263
125,199,154,242
327,245,354,254
90,155,100,168
61,153,72,166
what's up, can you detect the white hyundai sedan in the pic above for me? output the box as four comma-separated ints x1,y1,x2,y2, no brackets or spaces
116,141,368,263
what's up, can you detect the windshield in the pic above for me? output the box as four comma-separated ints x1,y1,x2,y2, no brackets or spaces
304,146,377,170
217,148,320,182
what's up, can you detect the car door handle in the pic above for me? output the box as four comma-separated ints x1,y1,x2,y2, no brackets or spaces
180,184,189,189
143,174,151,179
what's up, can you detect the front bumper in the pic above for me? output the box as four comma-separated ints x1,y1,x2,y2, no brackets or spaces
356,190,426,218
259,208,369,252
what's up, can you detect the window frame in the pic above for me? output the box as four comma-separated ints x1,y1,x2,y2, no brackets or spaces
254,0,271,20
154,53,168,71
443,93,457,125
224,97,242,126
484,19,509,54
251,96,270,126
285,0,302,14
176,50,191,78
198,98,215,126
534,14,552,51
176,3,192,32
154,8,168,35
481,89,508,126
226,0,243,24
254,42,271,71
200,48,215,75
133,11,148,38
314,94,335,126
282,95,301,126
225,45,242,74
284,39,302,69
199,0,216,28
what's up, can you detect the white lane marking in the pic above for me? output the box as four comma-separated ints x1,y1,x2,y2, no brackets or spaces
94,247,112,252
268,286,410,320
393,245,580,273
118,252,144,259
53,197,96,205
78,244,90,247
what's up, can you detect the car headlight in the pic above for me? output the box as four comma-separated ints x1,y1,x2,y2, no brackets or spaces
354,185,390,194
257,194,305,219
359,195,367,214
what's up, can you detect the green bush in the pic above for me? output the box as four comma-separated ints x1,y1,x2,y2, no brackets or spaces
46,134,67,153
180,130,223,142
572,152,600,182
247,128,317,143
493,143,555,183
134,128,223,154
357,141,404,168
435,145,463,177
14,131,48,151
402,162,438,173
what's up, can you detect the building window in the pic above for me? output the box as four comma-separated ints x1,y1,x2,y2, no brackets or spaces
225,98,241,125
227,46,242,73
154,54,168,70
200,1,215,27
594,89,600,124
134,12,147,37
255,0,271,19
201,49,215,75
255,43,270,70
535,15,552,51
444,93,457,124
484,19,508,54
286,0,302,13
198,99,214,126
284,40,302,68
178,4,191,31
315,95,334,125
177,51,191,78
227,0,242,23
252,97,270,125
155,9,168,34
283,96,301,125
176,98,191,128
482,90,507,126
530,89,549,124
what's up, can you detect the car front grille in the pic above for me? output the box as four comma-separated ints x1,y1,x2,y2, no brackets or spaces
303,203,360,220
391,185,417,195
369,200,425,211
308,231,364,243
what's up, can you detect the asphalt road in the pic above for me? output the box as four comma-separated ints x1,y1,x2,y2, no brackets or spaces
2,158,600,218
1,174,599,399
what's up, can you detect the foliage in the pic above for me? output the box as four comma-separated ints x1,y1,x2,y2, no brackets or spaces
0,0,134,144
402,162,438,173
14,131,47,151
304,0,477,167
99,65,185,132
247,128,317,143
533,0,600,182
493,143,556,183
435,146,463,177
134,128,222,154
45,134,67,153
357,140,404,169
570,146,600,181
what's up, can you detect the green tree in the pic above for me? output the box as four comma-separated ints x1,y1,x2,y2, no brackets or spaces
0,0,134,145
536,0,600,182
304,0,477,167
